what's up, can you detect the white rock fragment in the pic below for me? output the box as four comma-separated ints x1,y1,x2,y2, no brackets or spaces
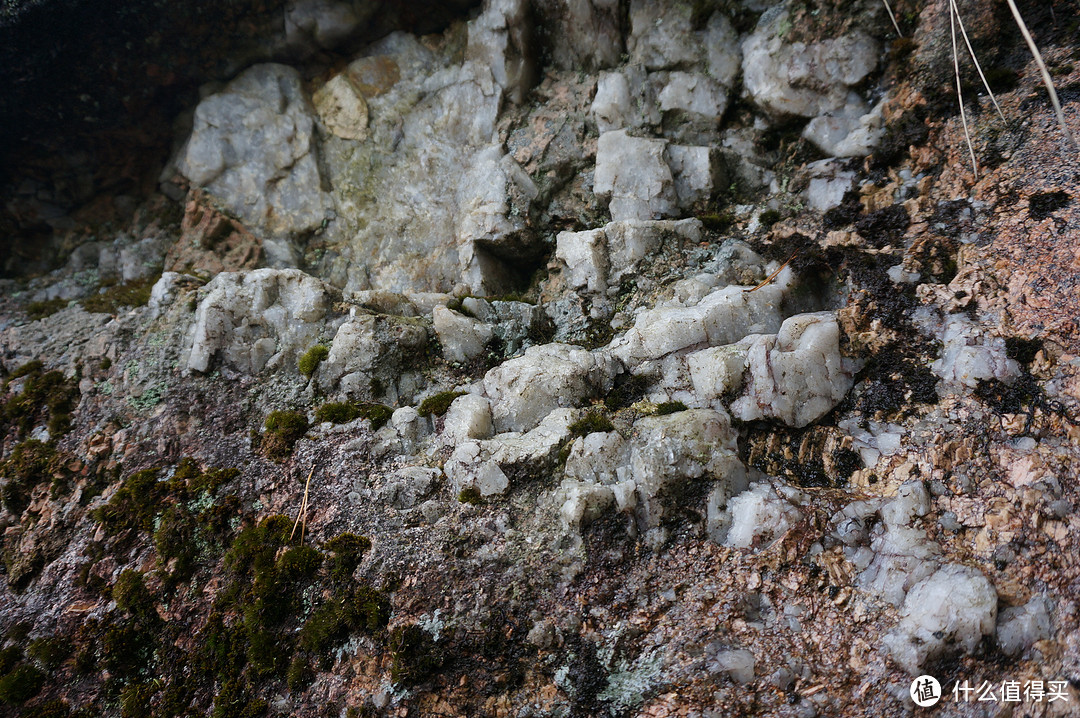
467,0,534,104
687,342,749,405
484,408,576,467
433,305,494,364
801,159,855,212
856,483,942,606
731,311,856,428
803,98,885,157
884,564,998,675
591,65,659,134
595,130,678,222
564,431,630,486
442,394,494,442
175,64,333,239
285,0,368,52
996,596,1052,657
931,314,1020,389
724,481,804,549
614,271,790,366
657,72,727,119
711,649,756,684
392,406,430,453
630,409,746,528
185,269,333,375
556,219,703,301
313,73,369,140
559,480,616,527
665,144,727,210
379,467,441,509
444,441,510,497
484,344,618,433
742,7,878,118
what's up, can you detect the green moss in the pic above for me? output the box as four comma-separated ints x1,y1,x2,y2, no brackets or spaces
346,584,391,633
0,664,46,705
27,636,72,670
9,361,44,380
262,411,309,460
0,646,23,674
1,363,78,439
418,391,465,417
0,440,59,515
25,298,68,321
80,274,160,315
92,468,166,536
19,699,72,718
102,621,154,676
297,345,330,378
119,681,155,718
655,401,688,415
275,546,322,585
212,679,267,718
605,374,651,410
314,401,392,430
697,211,736,232
286,654,313,692
759,209,782,227
457,487,485,506
568,410,615,438
113,569,155,620
324,532,371,582
388,624,442,687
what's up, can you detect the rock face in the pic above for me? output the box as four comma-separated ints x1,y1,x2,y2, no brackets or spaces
175,65,334,247
185,268,336,375
5,0,1079,716
731,312,856,428
483,343,618,433
884,564,998,674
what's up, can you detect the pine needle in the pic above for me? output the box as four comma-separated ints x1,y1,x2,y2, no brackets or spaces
1004,0,1078,150
290,466,314,544
949,0,1006,122
950,0,979,180
745,251,798,293
881,0,903,37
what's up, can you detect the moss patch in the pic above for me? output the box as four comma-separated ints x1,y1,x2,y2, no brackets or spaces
655,401,688,416
314,401,392,430
262,410,310,460
24,298,68,320
80,274,160,315
568,410,614,438
1,361,79,439
418,391,465,417
388,624,443,687
0,663,46,705
297,344,330,378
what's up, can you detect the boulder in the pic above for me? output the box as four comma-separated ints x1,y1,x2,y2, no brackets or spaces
484,343,619,433
175,64,334,243
742,6,878,119
884,564,998,674
185,269,335,375
731,311,856,427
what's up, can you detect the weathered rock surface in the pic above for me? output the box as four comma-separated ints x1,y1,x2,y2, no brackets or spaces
884,564,998,675
175,64,334,247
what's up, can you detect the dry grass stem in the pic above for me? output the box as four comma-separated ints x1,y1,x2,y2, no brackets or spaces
949,0,1006,121
290,466,314,544
950,0,980,179
1005,0,1078,150
881,0,903,37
